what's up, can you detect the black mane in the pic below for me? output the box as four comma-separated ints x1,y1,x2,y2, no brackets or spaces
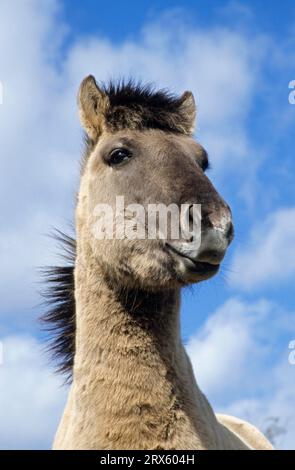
41,232,76,381
103,79,185,116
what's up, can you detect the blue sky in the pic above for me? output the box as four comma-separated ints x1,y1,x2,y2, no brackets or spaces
0,0,295,449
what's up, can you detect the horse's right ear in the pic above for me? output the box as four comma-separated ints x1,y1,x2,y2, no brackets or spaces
78,75,110,140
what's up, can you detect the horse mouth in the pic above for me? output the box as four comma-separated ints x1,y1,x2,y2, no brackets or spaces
165,243,220,280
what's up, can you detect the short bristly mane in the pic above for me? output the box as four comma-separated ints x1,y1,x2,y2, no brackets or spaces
102,79,193,133
41,80,191,379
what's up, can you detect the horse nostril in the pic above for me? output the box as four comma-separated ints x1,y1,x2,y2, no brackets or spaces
226,222,234,243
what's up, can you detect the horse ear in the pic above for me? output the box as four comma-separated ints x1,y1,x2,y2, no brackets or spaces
78,75,110,140
179,91,196,135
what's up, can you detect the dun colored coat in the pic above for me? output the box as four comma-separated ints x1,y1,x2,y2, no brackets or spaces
43,76,273,450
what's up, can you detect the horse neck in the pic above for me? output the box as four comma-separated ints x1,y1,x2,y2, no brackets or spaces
53,240,223,449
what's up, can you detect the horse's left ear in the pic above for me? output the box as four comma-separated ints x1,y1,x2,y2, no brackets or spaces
78,75,110,140
179,91,196,135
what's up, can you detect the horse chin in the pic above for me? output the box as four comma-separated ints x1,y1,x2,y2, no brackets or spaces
180,260,220,283
166,246,220,284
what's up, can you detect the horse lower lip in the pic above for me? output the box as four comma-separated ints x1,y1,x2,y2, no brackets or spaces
166,244,219,273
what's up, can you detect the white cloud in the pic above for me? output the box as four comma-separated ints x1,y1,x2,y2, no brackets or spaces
187,298,268,396
230,207,295,290
0,0,80,315
0,334,67,449
186,297,295,449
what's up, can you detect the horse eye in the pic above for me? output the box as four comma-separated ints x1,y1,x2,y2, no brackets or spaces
196,149,210,172
201,160,211,172
108,148,132,166
197,155,210,172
